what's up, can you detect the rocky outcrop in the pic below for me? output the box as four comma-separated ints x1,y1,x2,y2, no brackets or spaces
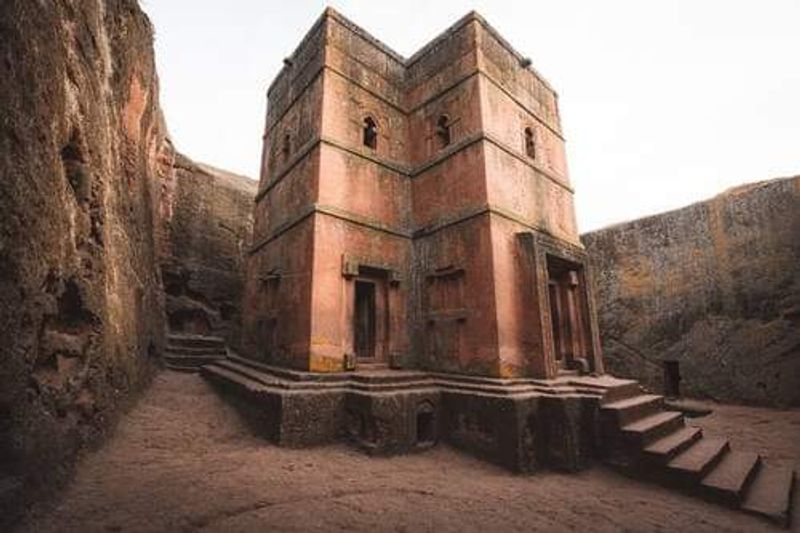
161,154,256,348
582,176,800,406
0,0,172,515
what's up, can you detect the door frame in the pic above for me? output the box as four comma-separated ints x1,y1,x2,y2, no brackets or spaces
347,270,390,366
517,232,604,379
354,279,378,362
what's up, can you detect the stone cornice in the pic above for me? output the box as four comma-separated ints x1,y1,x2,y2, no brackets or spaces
249,201,580,255
264,62,563,142
323,7,557,95
263,10,564,140
481,133,573,193
255,130,573,205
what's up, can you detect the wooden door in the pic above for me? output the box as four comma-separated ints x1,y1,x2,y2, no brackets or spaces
548,280,566,365
354,280,376,360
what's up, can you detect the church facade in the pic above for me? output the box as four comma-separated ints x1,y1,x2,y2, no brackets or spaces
240,8,603,380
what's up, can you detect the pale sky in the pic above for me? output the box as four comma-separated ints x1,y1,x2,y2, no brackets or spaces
144,0,800,232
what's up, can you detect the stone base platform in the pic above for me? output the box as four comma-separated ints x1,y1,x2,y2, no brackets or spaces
201,356,795,526
201,355,637,473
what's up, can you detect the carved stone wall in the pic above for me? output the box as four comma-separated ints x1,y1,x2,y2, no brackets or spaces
0,0,171,513
161,154,256,346
582,177,800,406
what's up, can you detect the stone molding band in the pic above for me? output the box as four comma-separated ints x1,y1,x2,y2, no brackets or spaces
249,201,579,256
255,132,573,204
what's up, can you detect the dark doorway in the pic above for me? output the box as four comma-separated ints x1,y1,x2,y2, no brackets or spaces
664,360,681,398
168,308,212,336
546,255,589,372
259,318,277,361
354,280,376,361
416,403,436,446
548,281,564,365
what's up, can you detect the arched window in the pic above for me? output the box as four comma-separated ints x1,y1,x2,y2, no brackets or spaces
281,133,291,160
436,115,451,149
524,127,536,159
363,116,378,149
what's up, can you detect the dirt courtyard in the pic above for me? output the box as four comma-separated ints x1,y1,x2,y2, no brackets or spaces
20,371,800,532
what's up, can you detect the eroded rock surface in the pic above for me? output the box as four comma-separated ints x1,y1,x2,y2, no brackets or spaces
0,0,172,515
160,154,256,346
582,176,800,406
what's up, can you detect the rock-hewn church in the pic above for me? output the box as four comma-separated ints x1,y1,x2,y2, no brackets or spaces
241,8,603,379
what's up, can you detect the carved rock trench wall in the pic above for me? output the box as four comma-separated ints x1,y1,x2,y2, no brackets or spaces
161,154,256,346
582,177,800,406
0,0,173,514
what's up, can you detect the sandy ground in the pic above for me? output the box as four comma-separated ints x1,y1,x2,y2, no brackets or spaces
20,372,800,533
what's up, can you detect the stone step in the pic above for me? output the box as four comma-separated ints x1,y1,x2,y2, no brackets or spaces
164,354,225,368
643,426,703,464
700,450,761,507
741,463,795,527
667,437,730,482
165,345,227,356
202,363,266,395
227,354,432,387
166,334,225,349
212,359,282,387
600,380,643,405
164,363,201,373
663,398,714,418
621,411,685,447
602,394,663,427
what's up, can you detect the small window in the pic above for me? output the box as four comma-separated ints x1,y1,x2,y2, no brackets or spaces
436,115,451,149
363,116,378,149
281,133,291,160
524,127,536,159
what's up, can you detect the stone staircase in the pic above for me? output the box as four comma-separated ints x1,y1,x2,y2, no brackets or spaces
600,383,795,527
163,333,227,372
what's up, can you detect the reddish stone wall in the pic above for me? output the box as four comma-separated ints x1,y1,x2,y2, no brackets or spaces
0,0,170,511
490,215,541,375
259,74,324,200
241,217,316,369
311,15,412,370
264,17,328,135
310,218,411,370
243,14,330,368
409,76,485,230
244,9,603,378
254,145,321,241
412,216,499,374
478,35,559,126
405,18,480,106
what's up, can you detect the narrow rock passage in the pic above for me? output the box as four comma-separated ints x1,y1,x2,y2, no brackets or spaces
21,372,799,532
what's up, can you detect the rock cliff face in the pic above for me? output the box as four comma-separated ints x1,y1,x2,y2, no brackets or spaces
582,176,800,406
161,154,256,346
0,0,172,510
